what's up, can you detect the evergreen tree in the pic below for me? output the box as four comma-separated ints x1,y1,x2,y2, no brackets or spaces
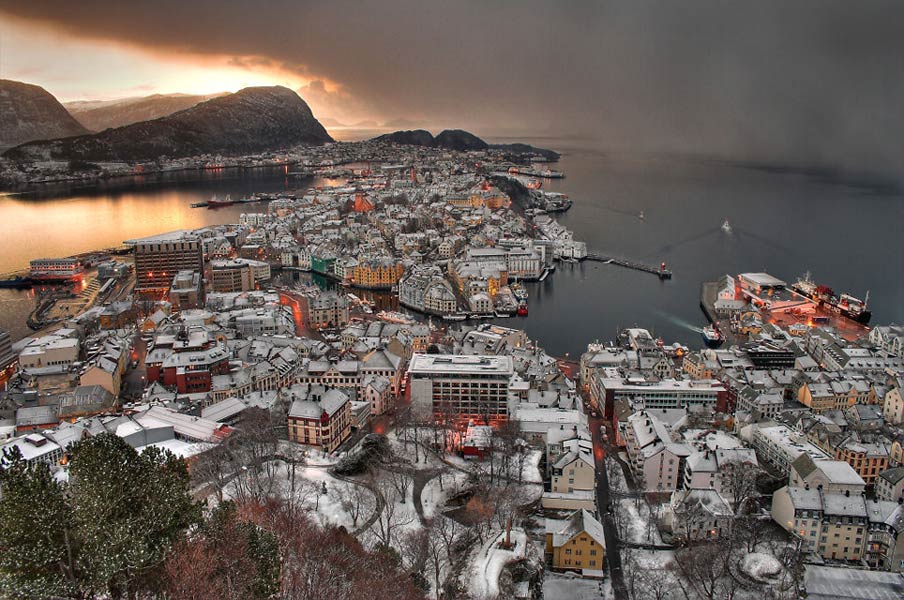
0,434,200,599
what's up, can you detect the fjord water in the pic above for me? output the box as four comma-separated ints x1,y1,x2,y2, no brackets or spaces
1,137,902,355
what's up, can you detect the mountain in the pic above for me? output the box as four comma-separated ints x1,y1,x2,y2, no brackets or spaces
0,79,89,150
4,86,333,162
373,128,560,159
352,119,379,128
65,93,226,131
433,129,489,152
373,129,436,147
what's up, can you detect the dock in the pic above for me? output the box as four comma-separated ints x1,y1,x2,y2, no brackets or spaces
584,254,672,279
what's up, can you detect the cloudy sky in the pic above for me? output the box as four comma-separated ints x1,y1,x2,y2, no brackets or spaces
1,1,903,178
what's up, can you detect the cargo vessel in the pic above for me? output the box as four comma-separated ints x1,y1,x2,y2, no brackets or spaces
792,273,871,324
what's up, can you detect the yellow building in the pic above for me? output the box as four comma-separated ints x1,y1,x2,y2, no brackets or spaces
798,382,852,413
351,259,406,290
545,510,606,573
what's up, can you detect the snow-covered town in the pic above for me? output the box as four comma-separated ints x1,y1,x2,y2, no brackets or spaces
0,139,903,600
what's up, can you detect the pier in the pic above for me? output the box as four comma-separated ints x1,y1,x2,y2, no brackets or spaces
584,254,672,279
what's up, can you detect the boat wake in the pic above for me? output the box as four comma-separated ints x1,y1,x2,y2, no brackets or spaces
651,308,704,333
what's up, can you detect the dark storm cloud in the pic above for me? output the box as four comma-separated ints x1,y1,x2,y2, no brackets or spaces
2,0,903,179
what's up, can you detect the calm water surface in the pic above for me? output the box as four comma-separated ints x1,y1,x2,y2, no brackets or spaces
1,138,902,355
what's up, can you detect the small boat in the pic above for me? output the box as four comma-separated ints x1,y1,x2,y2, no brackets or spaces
516,301,528,317
702,325,723,347
494,311,512,318
443,314,467,321
721,219,732,234
639,210,645,220
538,269,549,282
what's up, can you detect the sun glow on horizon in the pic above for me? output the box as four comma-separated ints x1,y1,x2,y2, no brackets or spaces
0,16,308,102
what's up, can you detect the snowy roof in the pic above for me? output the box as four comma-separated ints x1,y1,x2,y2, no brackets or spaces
547,509,606,549
804,565,904,600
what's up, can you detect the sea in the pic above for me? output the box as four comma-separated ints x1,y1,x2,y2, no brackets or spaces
1,132,902,356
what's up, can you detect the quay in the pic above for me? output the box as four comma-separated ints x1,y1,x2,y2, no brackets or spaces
584,253,672,279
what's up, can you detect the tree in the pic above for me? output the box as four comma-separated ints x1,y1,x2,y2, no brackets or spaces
228,408,281,504
374,481,416,548
340,483,374,529
0,434,200,599
165,502,279,600
671,540,738,600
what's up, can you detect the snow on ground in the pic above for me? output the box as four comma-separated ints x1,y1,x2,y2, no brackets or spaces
465,528,527,599
629,548,675,570
606,456,629,493
741,552,782,580
386,429,446,470
522,448,543,483
617,497,663,545
282,465,367,529
421,469,470,519
543,573,613,600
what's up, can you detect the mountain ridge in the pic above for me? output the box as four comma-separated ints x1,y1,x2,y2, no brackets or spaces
4,86,333,162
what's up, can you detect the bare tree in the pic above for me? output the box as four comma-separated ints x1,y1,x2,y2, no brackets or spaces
722,461,762,515
340,483,374,529
374,481,416,548
389,469,413,503
191,443,232,502
671,541,738,600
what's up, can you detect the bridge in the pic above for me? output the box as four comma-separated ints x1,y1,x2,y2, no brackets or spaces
584,253,673,279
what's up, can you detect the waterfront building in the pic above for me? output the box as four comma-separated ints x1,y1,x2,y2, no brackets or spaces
408,354,514,425
28,257,83,282
351,257,406,290
306,291,349,330
18,334,79,370
126,230,204,297
590,374,727,419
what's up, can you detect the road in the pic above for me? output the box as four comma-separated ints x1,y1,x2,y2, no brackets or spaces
588,407,628,599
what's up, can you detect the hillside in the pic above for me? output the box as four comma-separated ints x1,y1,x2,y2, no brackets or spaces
65,93,226,131
372,128,559,159
5,86,333,162
0,79,89,150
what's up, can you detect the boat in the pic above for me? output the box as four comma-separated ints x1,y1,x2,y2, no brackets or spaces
721,219,732,234
207,194,237,209
792,272,871,324
0,276,32,289
376,310,415,325
443,314,467,321
494,310,512,318
516,301,528,317
538,269,549,282
702,325,723,347
639,210,645,220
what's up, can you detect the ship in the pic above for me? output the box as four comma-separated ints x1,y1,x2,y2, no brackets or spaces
701,324,723,347
792,273,871,324
207,194,236,209
0,275,32,289
721,219,732,234
516,301,529,316
376,310,416,325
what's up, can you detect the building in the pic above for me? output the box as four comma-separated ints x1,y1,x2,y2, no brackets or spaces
751,424,830,475
169,270,203,310
884,384,904,425
351,257,406,290
286,385,352,453
126,230,204,297
29,257,83,282
210,260,255,293
363,375,393,416
590,374,727,419
0,328,17,387
306,292,349,330
790,455,866,496
18,334,79,370
550,448,595,494
545,510,606,574
408,354,514,425
876,467,904,504
667,488,734,542
771,486,890,564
